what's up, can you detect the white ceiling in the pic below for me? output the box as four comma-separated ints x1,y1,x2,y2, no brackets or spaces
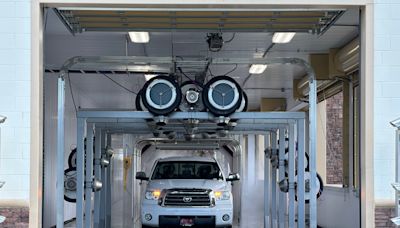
44,8,359,111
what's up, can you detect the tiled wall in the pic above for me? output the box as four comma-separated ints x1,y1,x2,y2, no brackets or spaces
374,1,400,201
0,0,31,202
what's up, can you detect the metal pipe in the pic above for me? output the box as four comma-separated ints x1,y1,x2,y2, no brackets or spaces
56,76,65,228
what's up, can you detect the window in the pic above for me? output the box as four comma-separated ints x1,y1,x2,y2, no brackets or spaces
151,161,223,180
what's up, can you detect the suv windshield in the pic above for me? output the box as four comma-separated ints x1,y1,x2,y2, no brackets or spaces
151,161,223,180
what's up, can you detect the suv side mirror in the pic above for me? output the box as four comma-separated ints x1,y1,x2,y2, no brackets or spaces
226,173,240,181
136,171,149,181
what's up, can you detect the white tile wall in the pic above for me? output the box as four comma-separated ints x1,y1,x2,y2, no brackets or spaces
374,1,400,202
0,0,31,201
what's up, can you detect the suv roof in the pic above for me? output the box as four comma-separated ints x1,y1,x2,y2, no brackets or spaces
157,156,217,163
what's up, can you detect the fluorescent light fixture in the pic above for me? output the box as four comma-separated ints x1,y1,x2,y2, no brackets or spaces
249,64,267,74
128,32,150,43
272,32,296,43
144,74,157,81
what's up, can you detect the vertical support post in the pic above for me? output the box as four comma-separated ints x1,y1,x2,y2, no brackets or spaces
271,132,277,228
278,128,286,228
56,76,65,228
297,119,306,228
308,72,318,228
248,134,256,186
396,129,400,216
76,118,86,228
106,134,112,228
85,124,94,228
264,133,271,228
100,130,106,228
288,123,296,228
94,128,102,227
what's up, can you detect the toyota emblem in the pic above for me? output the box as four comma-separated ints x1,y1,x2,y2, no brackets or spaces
182,197,192,203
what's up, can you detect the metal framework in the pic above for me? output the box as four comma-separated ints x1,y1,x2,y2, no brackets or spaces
55,56,318,228
54,8,344,34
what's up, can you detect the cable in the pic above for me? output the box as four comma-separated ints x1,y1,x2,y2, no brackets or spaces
44,8,49,34
178,67,203,89
224,33,236,43
67,73,78,114
242,42,276,87
208,67,215,78
223,64,238,76
101,73,137,95
206,64,237,81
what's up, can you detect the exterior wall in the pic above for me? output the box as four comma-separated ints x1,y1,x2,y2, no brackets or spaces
374,0,400,202
0,0,31,204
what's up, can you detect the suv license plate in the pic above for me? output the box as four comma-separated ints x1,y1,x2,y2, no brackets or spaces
180,218,194,227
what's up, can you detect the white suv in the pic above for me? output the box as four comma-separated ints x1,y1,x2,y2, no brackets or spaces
136,156,239,228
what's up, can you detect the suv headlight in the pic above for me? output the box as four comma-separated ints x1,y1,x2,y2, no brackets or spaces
145,190,161,200
214,191,230,200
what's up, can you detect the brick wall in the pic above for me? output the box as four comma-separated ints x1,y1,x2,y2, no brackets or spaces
0,0,31,201
375,206,396,228
325,92,343,185
374,1,400,201
0,207,29,227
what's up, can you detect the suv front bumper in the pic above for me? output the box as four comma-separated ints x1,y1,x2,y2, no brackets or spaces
141,201,233,227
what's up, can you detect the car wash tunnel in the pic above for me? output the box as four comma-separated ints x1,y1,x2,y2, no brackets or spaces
42,5,362,228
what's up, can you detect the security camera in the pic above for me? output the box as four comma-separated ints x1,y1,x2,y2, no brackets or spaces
0,115,6,124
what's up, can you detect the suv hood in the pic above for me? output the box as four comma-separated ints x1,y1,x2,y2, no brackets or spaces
147,179,229,191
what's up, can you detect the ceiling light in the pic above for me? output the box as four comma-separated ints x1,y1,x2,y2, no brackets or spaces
249,64,267,74
144,74,157,81
272,32,296,43
128,32,150,43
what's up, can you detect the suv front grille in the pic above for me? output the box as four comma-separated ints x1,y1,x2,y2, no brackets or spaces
162,189,213,207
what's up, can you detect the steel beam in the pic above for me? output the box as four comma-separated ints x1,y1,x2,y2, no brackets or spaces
264,133,271,228
278,128,286,228
288,123,296,228
76,118,86,228
94,128,102,228
85,124,94,228
271,132,277,228
78,110,305,120
56,76,65,228
106,134,112,228
100,130,107,228
297,119,306,228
